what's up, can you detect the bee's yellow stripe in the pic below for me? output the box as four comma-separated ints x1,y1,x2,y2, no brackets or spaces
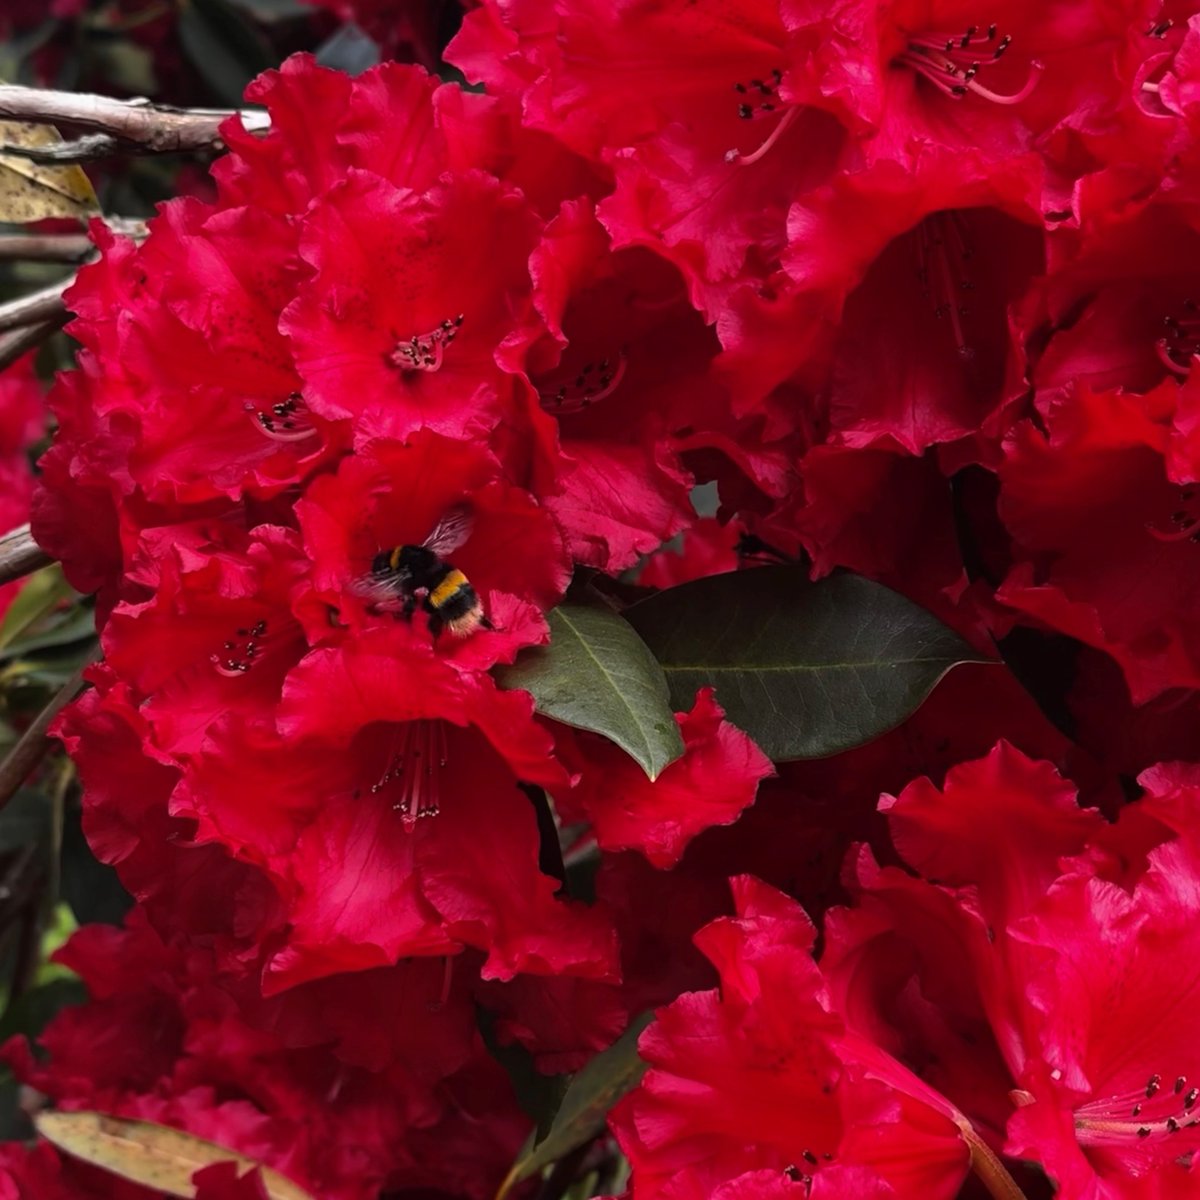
388,546,403,570
430,569,467,608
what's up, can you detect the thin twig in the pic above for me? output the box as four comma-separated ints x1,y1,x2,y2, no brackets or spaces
0,525,53,587
0,649,98,815
0,319,66,370
0,277,71,333
0,132,121,164
0,85,268,155
0,233,94,262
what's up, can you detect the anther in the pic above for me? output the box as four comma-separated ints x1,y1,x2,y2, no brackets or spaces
244,393,318,444
726,67,794,162
900,23,1041,104
537,349,629,414
388,315,464,374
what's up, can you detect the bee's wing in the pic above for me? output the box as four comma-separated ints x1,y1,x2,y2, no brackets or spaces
423,503,474,556
349,572,409,607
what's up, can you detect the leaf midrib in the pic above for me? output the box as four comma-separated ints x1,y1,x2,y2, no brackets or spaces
555,607,656,765
658,656,971,672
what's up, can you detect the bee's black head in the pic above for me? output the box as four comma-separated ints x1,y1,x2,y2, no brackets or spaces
371,544,430,577
371,548,399,577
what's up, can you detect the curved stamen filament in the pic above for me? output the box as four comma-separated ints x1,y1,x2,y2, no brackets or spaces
1076,1074,1200,1146
726,105,801,166
389,315,465,374
372,720,449,825
901,23,1041,105
211,618,271,677
538,351,629,414
244,394,319,443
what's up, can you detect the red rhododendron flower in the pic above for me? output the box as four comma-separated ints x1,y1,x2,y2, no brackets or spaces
281,169,541,445
174,627,617,989
555,688,774,867
612,876,969,1199
997,379,1200,702
4,914,529,1200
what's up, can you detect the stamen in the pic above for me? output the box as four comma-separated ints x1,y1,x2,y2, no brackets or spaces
725,68,797,165
1158,300,1200,375
211,618,271,677
900,24,1042,104
537,350,629,414
371,720,449,826
1076,1070,1200,1148
1146,485,1200,542
914,212,977,361
725,105,801,166
1147,18,1174,38
244,392,318,443
388,315,464,374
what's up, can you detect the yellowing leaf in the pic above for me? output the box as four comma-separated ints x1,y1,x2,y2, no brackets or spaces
35,1111,315,1200
0,120,98,222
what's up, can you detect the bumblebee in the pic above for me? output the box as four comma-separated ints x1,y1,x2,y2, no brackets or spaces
354,504,492,637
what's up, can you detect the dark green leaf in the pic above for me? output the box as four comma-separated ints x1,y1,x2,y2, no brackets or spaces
627,566,989,760
495,605,684,780
178,0,277,107
478,1009,568,1140
498,1012,654,1198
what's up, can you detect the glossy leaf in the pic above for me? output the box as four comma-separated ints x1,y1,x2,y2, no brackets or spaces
0,119,98,222
35,1112,315,1200
627,566,988,760
496,605,684,780
496,1012,654,1199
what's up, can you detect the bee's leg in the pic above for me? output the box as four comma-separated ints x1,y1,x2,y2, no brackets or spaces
428,610,445,638
401,592,417,622
481,614,494,631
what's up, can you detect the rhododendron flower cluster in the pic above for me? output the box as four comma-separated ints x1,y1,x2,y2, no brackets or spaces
8,2,1200,1198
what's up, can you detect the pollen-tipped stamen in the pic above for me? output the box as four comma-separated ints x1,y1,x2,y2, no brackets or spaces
1076,1072,1200,1146
915,212,977,361
245,393,318,443
372,720,449,826
538,350,629,414
1158,301,1200,376
389,315,465,374
725,67,799,165
1146,486,1200,542
901,24,1042,104
211,618,270,677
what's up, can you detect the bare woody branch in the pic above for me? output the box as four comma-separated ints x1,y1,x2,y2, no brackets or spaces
0,277,71,334
0,525,52,587
0,233,94,262
0,320,67,371
0,85,269,157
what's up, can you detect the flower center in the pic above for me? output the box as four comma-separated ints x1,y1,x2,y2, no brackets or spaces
536,350,628,414
898,23,1042,104
1075,1072,1200,1148
1158,301,1200,375
388,315,465,374
914,212,977,361
244,393,318,443
1146,486,1200,543
371,719,448,825
211,618,270,677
